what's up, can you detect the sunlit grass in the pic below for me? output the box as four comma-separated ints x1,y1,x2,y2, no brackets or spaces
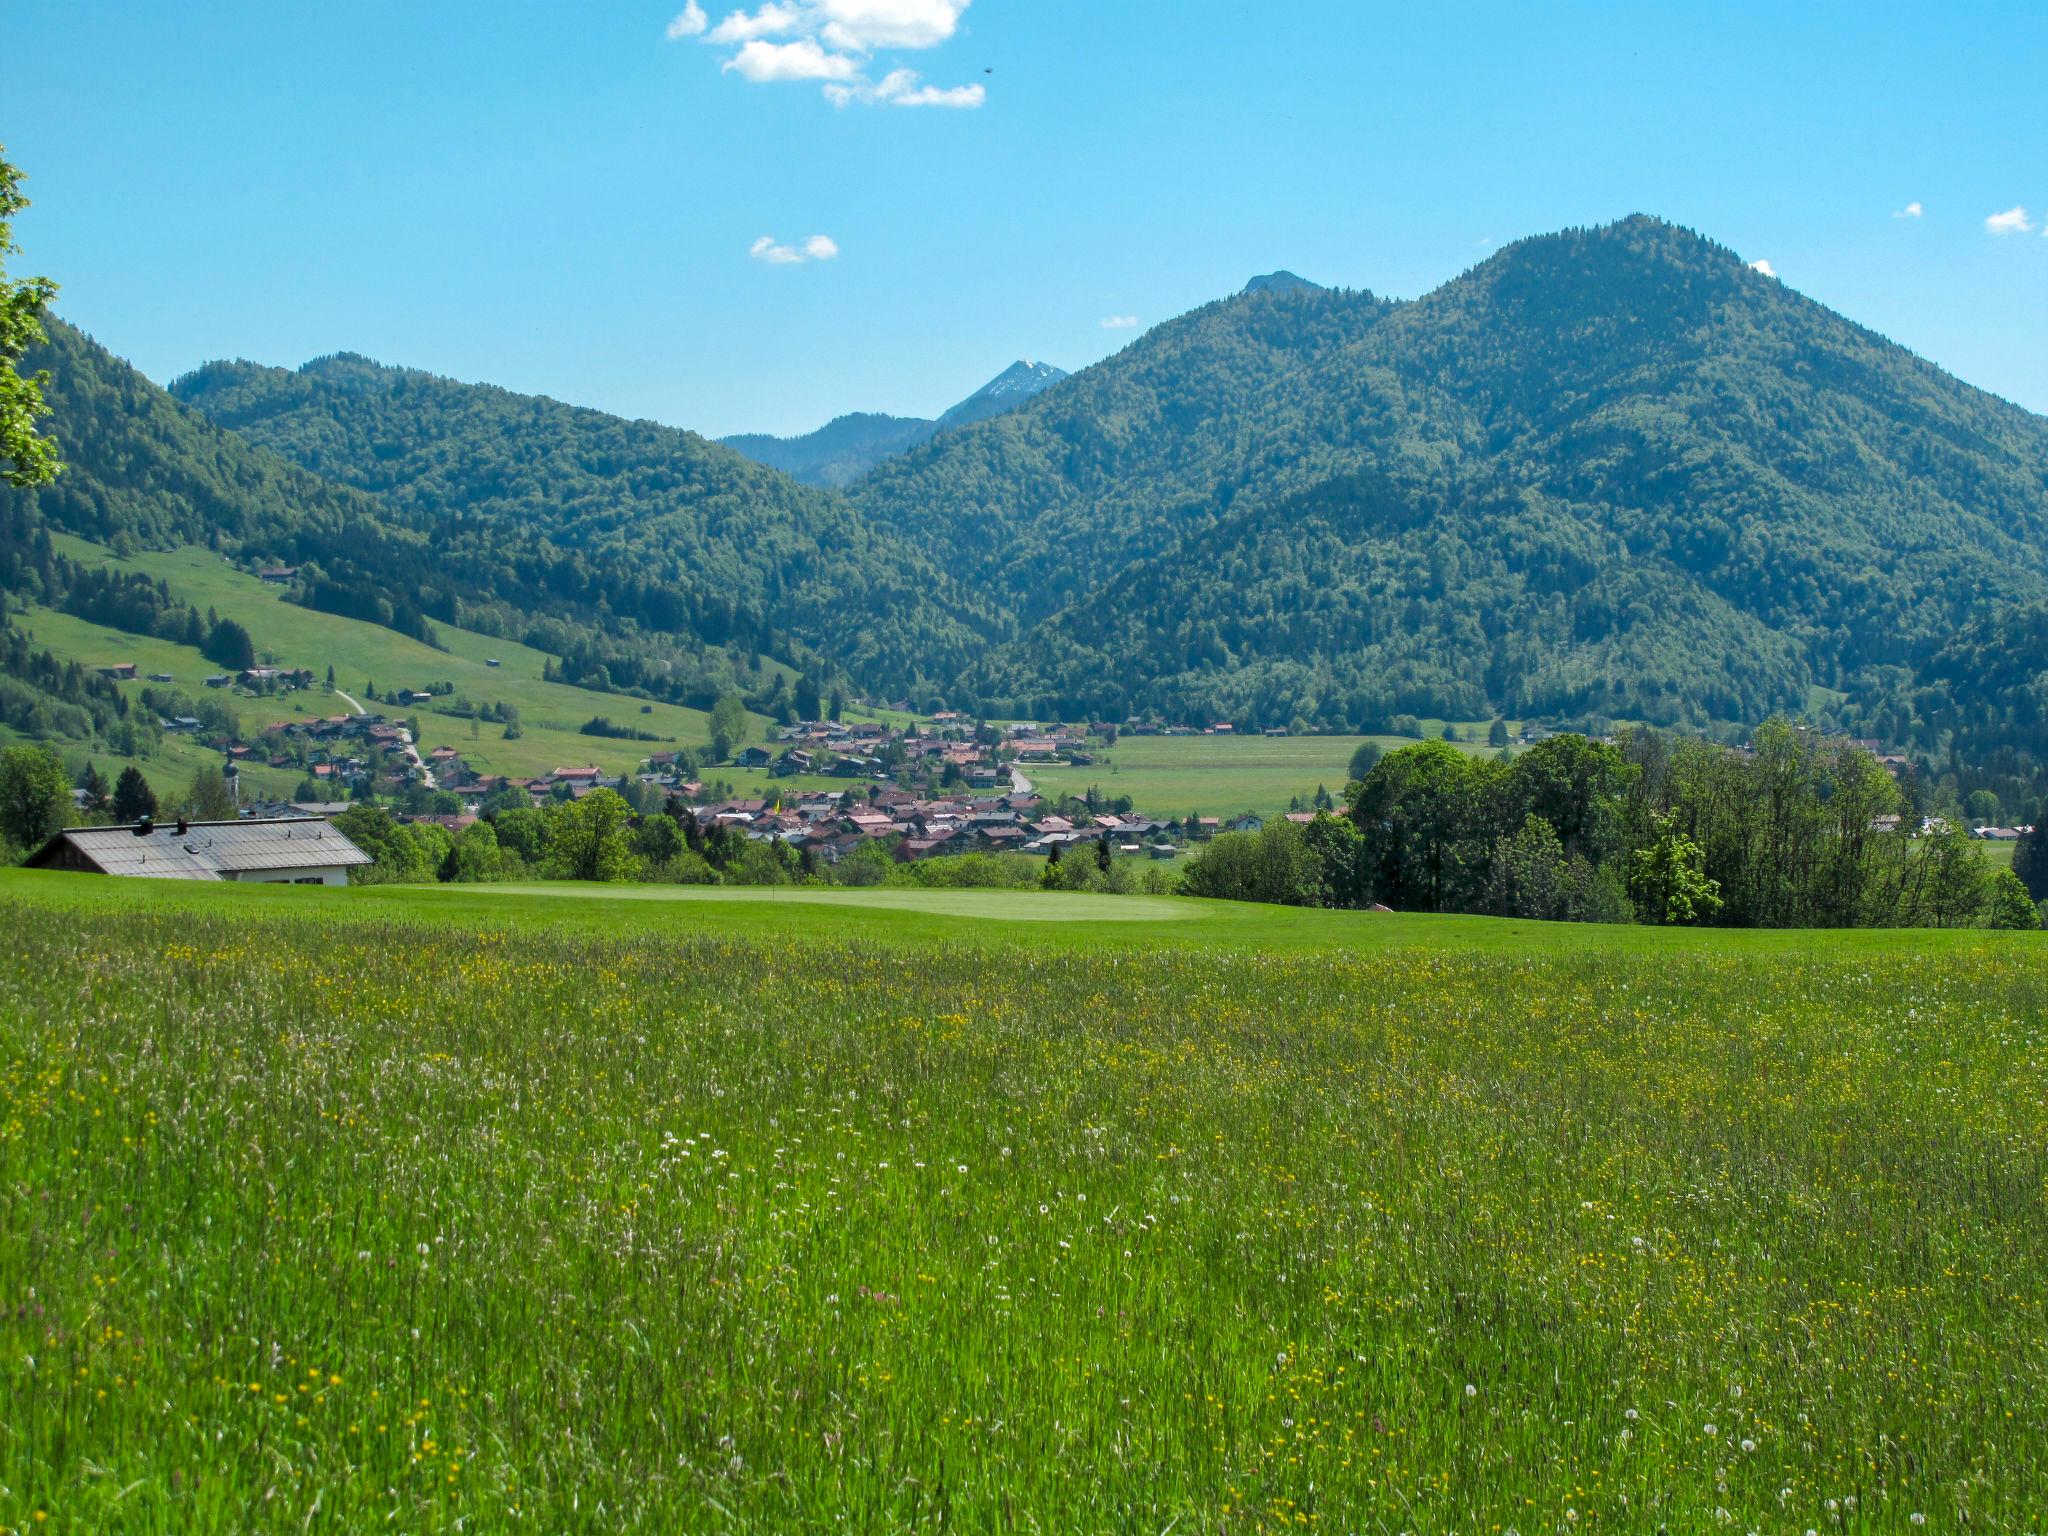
1,889,2043,1531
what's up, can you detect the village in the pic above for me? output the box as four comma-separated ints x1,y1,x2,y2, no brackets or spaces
200,703,1285,861
88,657,2040,857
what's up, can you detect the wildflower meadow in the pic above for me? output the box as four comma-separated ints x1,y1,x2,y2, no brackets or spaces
0,887,2043,1532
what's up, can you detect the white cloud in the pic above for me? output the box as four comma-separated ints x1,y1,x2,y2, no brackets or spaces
1985,205,2034,235
1893,201,1923,219
1750,258,1777,278
824,66,984,107
692,0,981,108
723,37,860,81
816,0,970,51
1100,315,1138,330
708,2,805,42
751,234,839,265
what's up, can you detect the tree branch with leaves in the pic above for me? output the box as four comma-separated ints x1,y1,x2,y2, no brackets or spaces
0,147,60,487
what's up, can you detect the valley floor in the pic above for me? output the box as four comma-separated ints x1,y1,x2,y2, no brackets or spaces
0,873,2041,1532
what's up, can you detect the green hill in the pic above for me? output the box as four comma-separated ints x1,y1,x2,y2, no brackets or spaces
849,216,2048,738
169,350,1006,692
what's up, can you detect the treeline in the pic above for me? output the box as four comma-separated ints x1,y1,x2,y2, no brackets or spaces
1183,724,2044,930
336,790,1179,897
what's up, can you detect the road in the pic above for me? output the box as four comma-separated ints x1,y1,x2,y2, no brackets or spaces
330,687,434,788
1011,765,1034,796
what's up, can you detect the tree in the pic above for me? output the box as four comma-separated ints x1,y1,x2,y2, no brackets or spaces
112,765,158,824
1179,820,1323,907
449,820,511,883
1501,734,1637,865
710,692,747,763
0,744,70,850
795,674,822,722
1912,822,1989,929
1095,833,1114,874
548,788,638,882
77,762,109,817
181,764,239,821
203,618,255,672
1040,841,1063,890
633,812,685,866
1346,741,1382,783
1486,814,1570,920
1964,789,2002,825
1628,817,1721,926
2012,825,2047,902
1346,741,1502,912
1,148,60,487
1300,812,1369,907
1488,718,1511,748
1986,868,2043,931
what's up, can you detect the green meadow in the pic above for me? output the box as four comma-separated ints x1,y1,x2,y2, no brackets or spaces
1019,729,1501,820
31,537,779,785
1,871,2043,1533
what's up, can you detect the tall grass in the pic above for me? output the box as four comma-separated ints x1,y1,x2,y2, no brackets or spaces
2,902,2044,1531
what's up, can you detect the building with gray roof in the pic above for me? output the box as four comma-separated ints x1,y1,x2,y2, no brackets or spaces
24,817,372,884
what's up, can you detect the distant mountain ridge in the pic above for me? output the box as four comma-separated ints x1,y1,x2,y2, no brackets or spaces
721,359,1069,488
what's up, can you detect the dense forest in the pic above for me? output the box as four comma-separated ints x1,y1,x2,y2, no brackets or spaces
850,217,2048,750
168,349,1005,695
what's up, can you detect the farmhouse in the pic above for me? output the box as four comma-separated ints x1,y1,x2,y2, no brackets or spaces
24,817,372,885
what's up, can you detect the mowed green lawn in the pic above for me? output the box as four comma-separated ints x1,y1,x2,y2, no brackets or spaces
0,872,2040,1533
37,536,781,783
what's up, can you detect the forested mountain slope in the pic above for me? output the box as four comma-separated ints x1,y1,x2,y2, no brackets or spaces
170,350,1006,693
849,217,2048,732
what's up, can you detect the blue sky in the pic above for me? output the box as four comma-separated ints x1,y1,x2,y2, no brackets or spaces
8,1,2046,436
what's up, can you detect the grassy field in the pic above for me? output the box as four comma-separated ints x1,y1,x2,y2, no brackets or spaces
1022,729,1500,819
0,872,2042,1533
34,537,785,786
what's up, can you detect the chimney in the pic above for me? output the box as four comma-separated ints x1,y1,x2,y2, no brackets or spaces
133,815,153,837
177,817,189,836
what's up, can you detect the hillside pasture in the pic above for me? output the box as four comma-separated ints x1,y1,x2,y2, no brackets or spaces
32,537,787,784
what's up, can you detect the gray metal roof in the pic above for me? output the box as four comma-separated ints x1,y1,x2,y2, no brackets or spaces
34,818,373,880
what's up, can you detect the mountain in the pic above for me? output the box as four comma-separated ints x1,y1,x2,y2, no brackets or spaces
73,212,2048,777
1242,271,1324,296
847,216,2048,736
720,412,934,490
935,361,1071,430
721,360,1070,488
168,351,1008,695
